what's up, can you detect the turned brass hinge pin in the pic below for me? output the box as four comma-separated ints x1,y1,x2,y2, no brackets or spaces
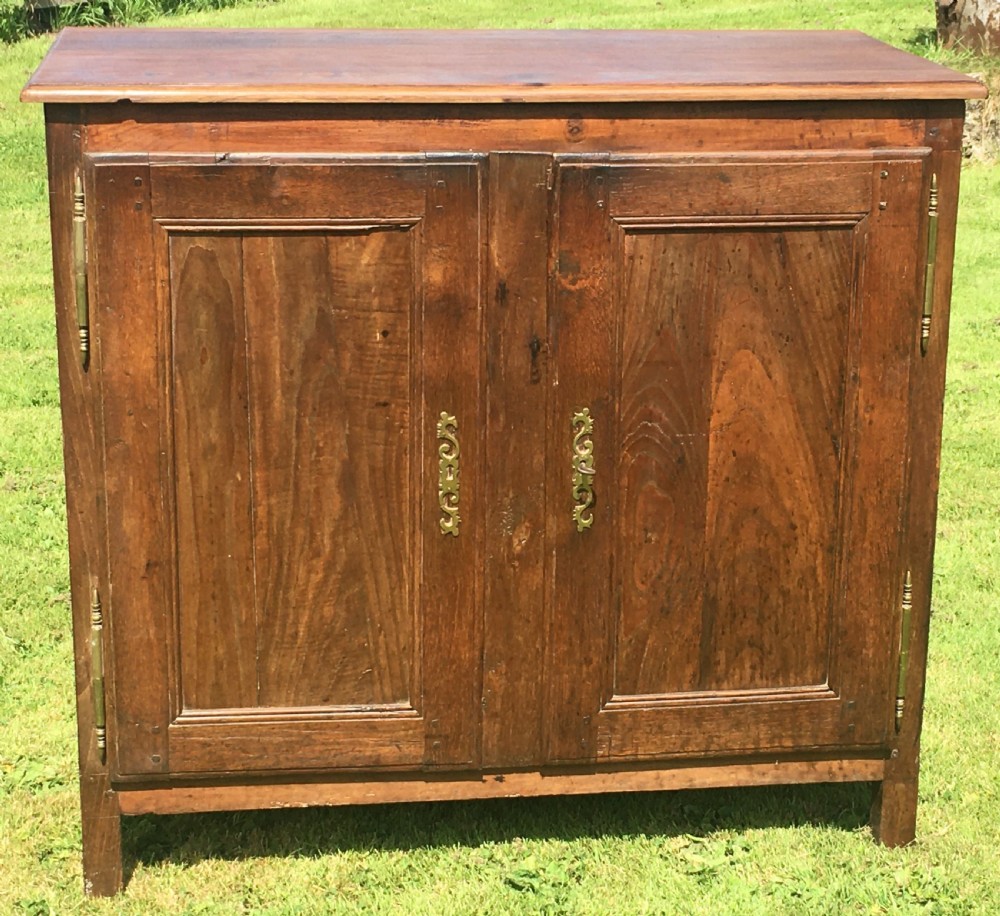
920,174,939,356
895,570,913,732
90,587,106,761
73,173,90,368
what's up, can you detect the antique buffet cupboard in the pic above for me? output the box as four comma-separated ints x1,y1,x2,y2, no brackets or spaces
22,28,985,895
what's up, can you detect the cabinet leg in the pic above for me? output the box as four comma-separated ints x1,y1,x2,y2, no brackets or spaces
870,776,918,847
80,773,123,896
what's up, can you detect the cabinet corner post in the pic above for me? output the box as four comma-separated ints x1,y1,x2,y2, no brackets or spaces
80,772,123,896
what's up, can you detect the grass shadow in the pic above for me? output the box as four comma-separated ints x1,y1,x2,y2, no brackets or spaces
901,26,939,56
123,780,874,879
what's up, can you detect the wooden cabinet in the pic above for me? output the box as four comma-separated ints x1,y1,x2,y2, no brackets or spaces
23,28,985,896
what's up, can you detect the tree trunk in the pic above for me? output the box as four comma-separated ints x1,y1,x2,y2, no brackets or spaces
936,0,1000,53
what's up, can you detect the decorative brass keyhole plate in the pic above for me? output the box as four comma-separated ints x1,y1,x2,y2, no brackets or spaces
571,408,595,532
437,412,460,536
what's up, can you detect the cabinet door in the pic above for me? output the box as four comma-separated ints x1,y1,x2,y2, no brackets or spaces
546,155,927,763
91,156,484,776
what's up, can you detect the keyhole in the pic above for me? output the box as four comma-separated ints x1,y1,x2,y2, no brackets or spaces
529,334,542,384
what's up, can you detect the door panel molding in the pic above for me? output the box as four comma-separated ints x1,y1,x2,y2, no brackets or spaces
93,154,485,776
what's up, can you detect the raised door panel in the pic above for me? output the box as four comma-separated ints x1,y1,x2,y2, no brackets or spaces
93,157,484,776
171,229,415,712
546,154,927,762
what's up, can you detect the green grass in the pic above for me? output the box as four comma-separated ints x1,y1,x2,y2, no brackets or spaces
1,0,250,45
1,2,998,913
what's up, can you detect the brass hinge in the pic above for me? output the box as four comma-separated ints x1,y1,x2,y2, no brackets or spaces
73,172,90,368
545,161,555,191
895,570,914,732
73,173,90,369
920,174,939,356
90,586,107,762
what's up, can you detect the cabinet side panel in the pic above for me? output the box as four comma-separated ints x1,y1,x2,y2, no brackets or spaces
248,231,414,708
93,160,171,775
897,149,961,749
876,144,965,843
46,112,125,894
171,233,257,710
482,152,550,767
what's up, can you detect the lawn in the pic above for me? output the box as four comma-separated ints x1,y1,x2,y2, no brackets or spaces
0,2,998,913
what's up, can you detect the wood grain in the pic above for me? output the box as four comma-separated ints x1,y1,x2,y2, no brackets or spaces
597,695,856,759
834,157,925,739
616,229,709,694
697,226,849,691
80,774,122,896
700,214,850,742
22,29,986,104
168,717,424,773
80,101,959,157
419,160,486,767
873,148,964,845
615,225,852,695
871,776,919,847
171,234,256,710
151,162,426,221
45,113,107,775
84,159,487,778
246,230,413,708
46,113,125,896
548,156,923,761
608,160,873,218
163,162,482,768
545,160,617,763
481,153,550,767
116,757,886,815
92,159,172,777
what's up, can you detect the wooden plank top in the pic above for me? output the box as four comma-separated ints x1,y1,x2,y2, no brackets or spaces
22,28,986,105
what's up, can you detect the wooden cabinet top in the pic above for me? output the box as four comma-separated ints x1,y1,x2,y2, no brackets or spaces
22,27,986,105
